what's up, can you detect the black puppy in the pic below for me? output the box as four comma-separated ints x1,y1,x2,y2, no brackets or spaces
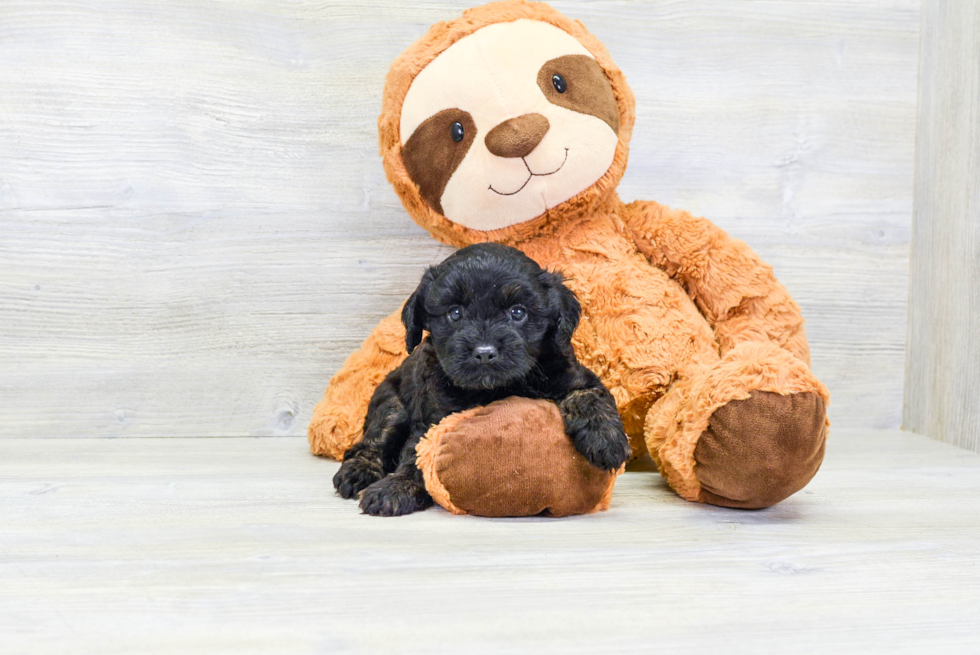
333,243,631,516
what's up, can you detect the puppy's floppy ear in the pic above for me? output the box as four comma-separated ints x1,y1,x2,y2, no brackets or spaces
402,268,435,354
540,270,582,356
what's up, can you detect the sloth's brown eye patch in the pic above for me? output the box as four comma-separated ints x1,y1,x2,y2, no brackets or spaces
537,55,619,134
402,108,477,215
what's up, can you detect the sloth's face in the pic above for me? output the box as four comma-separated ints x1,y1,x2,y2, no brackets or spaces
399,19,620,232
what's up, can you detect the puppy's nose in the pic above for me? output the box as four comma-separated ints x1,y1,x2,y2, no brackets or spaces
473,345,499,364
484,113,549,158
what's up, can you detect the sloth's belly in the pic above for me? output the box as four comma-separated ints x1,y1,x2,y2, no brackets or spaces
567,256,716,402
520,216,718,436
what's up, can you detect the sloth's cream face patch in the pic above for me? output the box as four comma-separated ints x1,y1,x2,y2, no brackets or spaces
400,20,620,231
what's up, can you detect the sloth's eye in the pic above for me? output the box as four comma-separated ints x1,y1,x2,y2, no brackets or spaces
552,73,567,94
450,121,465,142
447,306,463,322
509,305,527,322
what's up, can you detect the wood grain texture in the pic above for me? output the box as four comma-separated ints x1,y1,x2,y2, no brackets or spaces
904,1,980,453
0,1,919,437
1,430,979,654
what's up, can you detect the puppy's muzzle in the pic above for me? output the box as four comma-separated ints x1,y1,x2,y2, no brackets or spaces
473,344,499,364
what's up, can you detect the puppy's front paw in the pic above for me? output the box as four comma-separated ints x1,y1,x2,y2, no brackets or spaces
333,457,384,499
560,389,631,471
358,476,433,517
572,422,631,471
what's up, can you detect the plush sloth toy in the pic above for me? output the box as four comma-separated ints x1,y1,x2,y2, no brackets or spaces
311,0,830,516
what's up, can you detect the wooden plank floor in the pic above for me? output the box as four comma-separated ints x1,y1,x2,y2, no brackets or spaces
2,430,979,654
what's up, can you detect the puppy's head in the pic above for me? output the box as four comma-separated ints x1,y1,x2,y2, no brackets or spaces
402,243,581,390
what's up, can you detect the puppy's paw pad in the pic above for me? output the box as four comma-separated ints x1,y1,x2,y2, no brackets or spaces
358,478,431,517
333,458,384,499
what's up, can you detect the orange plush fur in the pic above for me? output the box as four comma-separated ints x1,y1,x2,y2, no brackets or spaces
310,0,829,512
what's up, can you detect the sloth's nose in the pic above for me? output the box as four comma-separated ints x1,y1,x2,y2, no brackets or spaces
484,113,550,158
473,344,499,364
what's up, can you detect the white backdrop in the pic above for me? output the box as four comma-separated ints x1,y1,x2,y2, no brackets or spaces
0,0,919,437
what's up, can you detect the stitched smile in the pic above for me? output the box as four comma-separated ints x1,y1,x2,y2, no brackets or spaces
488,148,569,196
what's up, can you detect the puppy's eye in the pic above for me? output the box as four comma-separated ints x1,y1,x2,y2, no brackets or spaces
447,306,463,322
509,305,527,322
552,73,567,94
450,121,465,142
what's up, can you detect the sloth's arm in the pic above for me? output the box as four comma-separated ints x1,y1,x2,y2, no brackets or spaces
308,309,408,459
621,199,810,363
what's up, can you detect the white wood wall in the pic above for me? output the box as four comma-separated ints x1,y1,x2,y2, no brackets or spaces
0,0,920,438
905,1,980,453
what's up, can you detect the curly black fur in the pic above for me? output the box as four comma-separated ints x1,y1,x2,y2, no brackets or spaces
333,243,630,516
